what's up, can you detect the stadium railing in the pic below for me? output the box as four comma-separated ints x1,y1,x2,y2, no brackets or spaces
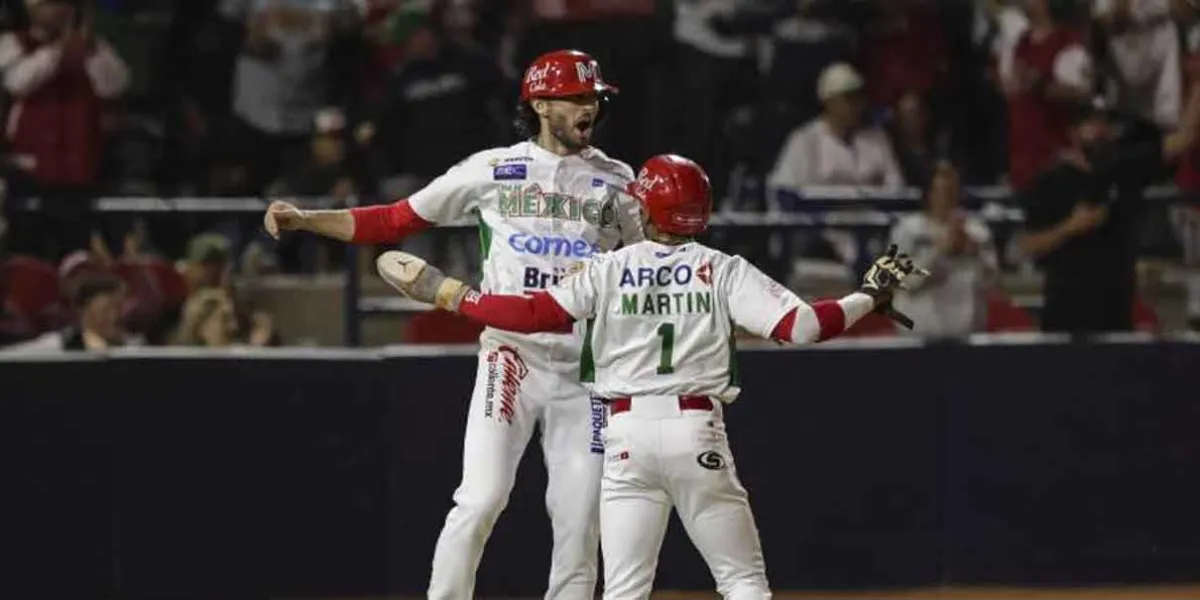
6,184,1184,346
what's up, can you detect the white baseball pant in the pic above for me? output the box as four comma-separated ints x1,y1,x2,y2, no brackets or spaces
599,395,771,600
427,342,604,600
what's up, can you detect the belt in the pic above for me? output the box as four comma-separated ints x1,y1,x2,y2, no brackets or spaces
606,395,714,416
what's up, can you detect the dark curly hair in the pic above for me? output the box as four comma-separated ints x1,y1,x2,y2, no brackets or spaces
513,101,540,139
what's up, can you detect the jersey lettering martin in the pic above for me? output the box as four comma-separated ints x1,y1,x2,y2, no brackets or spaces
546,241,802,401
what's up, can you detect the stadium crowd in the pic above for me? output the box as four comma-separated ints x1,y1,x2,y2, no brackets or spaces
2,0,1200,350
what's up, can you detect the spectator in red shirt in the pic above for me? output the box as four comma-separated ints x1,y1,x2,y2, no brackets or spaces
859,0,948,109
0,0,130,261
1001,0,1092,192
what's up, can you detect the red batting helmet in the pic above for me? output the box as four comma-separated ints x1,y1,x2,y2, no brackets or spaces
520,50,619,101
629,154,713,237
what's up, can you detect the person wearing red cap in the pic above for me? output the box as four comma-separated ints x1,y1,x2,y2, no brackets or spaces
374,154,925,600
263,49,642,599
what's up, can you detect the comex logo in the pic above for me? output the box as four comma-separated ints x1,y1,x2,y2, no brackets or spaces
508,232,599,258
696,451,726,471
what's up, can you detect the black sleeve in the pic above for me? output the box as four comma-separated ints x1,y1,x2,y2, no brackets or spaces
1020,173,1061,233
1088,133,1167,192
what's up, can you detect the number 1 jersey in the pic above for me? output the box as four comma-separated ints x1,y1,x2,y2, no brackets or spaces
546,240,803,403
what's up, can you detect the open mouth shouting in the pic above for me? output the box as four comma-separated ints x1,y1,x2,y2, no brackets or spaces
574,114,595,139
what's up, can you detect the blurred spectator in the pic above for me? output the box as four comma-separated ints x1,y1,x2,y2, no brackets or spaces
54,247,169,339
356,0,425,106
669,0,761,201
1018,92,1200,333
1,273,138,351
888,90,950,187
974,0,1033,92
267,106,355,272
178,231,281,345
0,0,131,261
90,0,173,104
1092,0,1181,130
858,0,948,110
1001,0,1092,192
169,287,273,347
359,8,503,281
270,107,356,200
768,62,904,268
950,0,1030,184
753,2,856,190
763,1,856,122
363,13,505,197
0,265,38,345
1173,0,1200,329
171,287,239,346
218,0,359,193
58,248,111,300
888,161,999,338
767,62,904,196
182,232,233,293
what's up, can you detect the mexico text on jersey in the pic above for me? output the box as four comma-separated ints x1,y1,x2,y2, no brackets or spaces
407,140,641,360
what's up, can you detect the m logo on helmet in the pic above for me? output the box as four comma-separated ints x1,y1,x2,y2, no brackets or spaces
575,61,597,83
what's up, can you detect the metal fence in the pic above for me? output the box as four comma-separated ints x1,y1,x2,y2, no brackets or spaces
6,184,1188,345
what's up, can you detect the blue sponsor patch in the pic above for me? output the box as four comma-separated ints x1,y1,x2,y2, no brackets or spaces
591,178,606,187
589,396,605,454
494,164,527,180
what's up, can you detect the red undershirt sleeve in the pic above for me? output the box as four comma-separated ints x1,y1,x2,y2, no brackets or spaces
458,291,575,334
769,299,856,343
349,199,433,244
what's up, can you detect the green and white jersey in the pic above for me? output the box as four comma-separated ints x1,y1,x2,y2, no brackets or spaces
408,141,643,369
545,240,803,403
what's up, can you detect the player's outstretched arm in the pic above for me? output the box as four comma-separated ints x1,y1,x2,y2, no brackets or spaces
768,244,927,344
263,198,433,245
375,251,575,333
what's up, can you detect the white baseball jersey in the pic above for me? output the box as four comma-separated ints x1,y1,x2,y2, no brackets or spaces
545,240,803,403
408,140,643,366
888,213,997,337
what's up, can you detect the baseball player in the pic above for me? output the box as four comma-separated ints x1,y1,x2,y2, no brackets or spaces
374,154,925,599
263,50,644,600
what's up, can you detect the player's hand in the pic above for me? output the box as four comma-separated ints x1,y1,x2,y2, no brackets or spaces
263,200,307,239
860,244,929,330
862,244,926,294
376,250,472,312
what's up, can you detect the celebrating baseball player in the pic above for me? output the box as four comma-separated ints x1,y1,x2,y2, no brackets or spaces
375,154,926,599
263,50,643,600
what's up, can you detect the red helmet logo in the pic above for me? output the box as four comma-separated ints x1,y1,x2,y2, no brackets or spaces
521,49,619,101
630,155,712,237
